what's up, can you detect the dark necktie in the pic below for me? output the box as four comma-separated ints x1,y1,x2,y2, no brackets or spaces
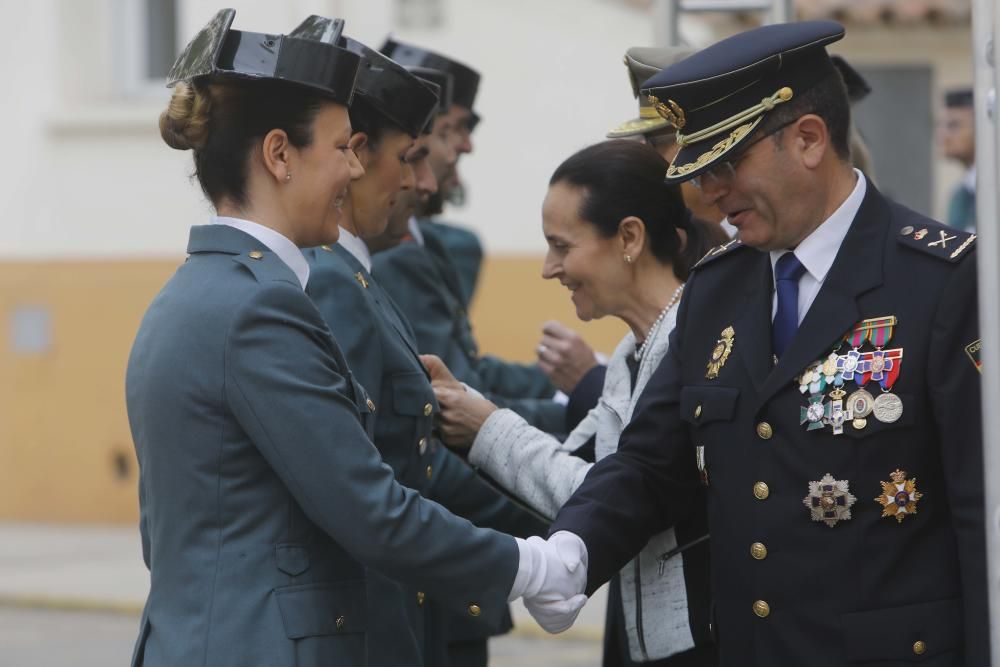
772,252,806,359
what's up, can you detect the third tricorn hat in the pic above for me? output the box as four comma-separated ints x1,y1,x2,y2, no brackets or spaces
291,16,439,138
830,55,871,103
380,37,480,112
168,9,360,106
607,46,696,139
640,20,845,183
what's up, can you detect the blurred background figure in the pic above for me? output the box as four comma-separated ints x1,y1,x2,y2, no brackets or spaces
939,87,976,231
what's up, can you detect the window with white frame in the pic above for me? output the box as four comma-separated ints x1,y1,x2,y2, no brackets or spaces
111,0,179,96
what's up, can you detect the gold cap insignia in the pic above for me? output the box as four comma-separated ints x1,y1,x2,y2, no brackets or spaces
647,95,686,129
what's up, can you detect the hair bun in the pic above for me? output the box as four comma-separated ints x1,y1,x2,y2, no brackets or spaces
159,82,211,151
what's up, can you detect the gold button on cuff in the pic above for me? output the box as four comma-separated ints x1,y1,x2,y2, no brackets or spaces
426,465,433,480
756,422,773,439
694,404,703,419
913,640,926,655
752,600,770,618
423,403,433,416
753,482,770,500
750,542,768,560
416,591,425,606
335,615,346,630
366,398,376,412
468,604,481,617
248,250,264,260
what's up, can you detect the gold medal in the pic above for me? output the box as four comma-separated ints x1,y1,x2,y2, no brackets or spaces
876,469,921,523
706,326,735,379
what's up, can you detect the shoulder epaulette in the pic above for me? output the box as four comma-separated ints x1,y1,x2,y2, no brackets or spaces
896,222,976,262
691,237,748,270
232,249,298,285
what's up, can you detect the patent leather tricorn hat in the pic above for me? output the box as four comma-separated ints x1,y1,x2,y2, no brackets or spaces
167,9,360,106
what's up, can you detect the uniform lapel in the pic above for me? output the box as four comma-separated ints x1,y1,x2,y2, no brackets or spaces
734,253,776,393
753,186,888,411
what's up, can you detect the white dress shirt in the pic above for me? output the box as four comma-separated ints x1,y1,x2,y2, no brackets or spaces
211,216,310,290
336,227,373,273
769,169,867,324
408,217,426,246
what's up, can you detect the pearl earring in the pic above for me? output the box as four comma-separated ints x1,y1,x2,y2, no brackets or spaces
285,173,292,182
624,254,633,264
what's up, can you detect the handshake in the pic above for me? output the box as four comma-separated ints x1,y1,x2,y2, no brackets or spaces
508,531,589,633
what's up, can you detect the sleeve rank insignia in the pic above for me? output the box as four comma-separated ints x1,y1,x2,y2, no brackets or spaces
897,223,975,262
876,469,922,523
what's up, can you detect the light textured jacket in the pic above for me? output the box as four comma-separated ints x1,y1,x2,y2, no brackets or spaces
469,306,701,662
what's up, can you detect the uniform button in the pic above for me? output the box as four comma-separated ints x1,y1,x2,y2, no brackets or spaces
426,465,433,479
900,225,915,236
335,615,346,630
694,404,703,419
423,403,433,416
418,437,427,453
320,245,333,252
752,600,770,618
756,422,773,439
468,604,481,617
750,542,768,560
248,250,264,260
753,482,770,500
416,591,425,606
912,640,926,655
366,399,376,413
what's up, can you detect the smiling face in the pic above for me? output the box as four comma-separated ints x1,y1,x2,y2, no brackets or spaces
287,102,364,247
367,136,439,254
346,127,415,238
540,181,632,322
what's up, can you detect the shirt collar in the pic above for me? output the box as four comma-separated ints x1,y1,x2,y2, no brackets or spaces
336,227,372,273
962,165,977,192
769,169,867,284
408,217,426,246
211,216,310,289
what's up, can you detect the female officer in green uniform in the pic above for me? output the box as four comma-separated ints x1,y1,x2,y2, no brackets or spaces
126,11,581,667
291,17,546,666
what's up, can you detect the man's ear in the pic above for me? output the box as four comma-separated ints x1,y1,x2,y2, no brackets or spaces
349,132,371,168
793,114,830,170
261,128,292,182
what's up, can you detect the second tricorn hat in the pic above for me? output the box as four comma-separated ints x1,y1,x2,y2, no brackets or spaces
290,16,439,138
381,37,480,112
607,46,696,139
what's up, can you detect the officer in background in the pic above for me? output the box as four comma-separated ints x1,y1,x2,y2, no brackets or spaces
939,87,976,231
293,18,545,665
382,37,485,307
372,40,577,434
547,20,987,665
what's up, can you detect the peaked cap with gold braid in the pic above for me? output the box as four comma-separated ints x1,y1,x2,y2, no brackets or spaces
639,20,845,183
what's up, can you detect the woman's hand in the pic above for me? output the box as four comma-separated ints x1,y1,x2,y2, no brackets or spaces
431,384,498,449
420,354,462,390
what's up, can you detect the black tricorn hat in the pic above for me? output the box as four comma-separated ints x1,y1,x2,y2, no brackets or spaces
640,20,845,183
380,37,480,113
830,55,871,103
290,16,439,138
405,67,454,134
945,87,974,108
167,9,360,106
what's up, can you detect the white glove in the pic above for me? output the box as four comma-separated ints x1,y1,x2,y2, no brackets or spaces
509,532,589,633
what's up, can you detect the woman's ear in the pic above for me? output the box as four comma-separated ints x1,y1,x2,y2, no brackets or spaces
619,216,646,260
261,128,292,183
349,132,371,168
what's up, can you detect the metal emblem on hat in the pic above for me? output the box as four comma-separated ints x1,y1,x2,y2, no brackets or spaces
876,469,922,523
705,326,735,379
804,473,857,527
647,95,686,129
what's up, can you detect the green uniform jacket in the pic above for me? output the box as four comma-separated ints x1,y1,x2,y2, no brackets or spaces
419,219,483,307
126,225,518,667
305,243,546,664
373,230,565,433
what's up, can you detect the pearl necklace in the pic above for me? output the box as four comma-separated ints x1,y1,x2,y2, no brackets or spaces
634,283,685,361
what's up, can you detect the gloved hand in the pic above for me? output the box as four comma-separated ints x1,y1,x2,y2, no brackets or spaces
508,532,589,633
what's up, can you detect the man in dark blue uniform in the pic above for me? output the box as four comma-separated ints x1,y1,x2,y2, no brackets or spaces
546,21,988,665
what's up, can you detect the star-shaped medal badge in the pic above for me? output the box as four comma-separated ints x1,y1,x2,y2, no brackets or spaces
799,395,830,431
804,474,857,527
876,469,922,523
